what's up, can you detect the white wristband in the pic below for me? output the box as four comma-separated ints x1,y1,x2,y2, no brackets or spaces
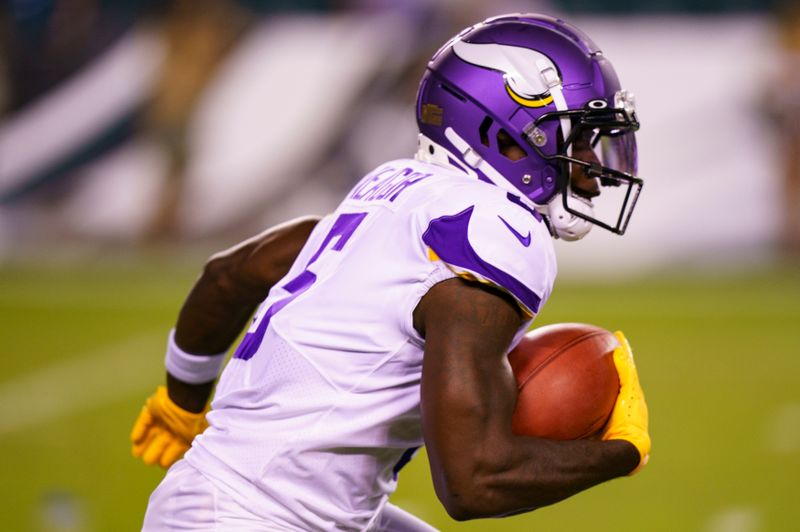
164,329,227,384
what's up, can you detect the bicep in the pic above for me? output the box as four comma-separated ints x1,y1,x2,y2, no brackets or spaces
415,278,523,509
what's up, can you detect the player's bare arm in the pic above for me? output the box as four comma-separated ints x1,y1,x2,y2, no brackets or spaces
415,278,639,520
168,215,321,412
131,216,320,469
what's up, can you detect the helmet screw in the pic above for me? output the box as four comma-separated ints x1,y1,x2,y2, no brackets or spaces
530,128,547,147
522,174,532,185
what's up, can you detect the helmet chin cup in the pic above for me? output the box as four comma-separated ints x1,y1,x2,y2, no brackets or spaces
546,192,593,241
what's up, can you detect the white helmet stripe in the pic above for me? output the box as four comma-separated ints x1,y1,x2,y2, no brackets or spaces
453,40,559,100
453,40,572,151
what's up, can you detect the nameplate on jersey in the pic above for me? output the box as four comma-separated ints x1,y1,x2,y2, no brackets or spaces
345,164,432,208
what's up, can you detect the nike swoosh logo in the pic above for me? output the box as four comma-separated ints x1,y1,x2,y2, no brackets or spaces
498,215,531,247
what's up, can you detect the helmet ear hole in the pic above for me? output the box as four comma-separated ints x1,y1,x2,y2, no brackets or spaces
479,117,493,147
497,129,528,161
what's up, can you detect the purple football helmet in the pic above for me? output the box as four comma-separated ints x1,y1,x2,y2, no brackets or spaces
415,14,642,240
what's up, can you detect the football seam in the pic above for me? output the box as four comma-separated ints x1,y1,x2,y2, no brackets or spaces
574,412,612,439
515,330,610,390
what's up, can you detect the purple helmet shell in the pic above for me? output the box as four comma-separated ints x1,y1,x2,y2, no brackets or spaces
416,14,642,237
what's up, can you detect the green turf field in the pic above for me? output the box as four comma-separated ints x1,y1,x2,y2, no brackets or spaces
1,260,798,531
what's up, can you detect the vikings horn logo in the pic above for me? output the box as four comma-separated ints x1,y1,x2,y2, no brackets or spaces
452,40,561,108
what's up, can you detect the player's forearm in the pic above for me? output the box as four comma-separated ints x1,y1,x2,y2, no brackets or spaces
430,424,637,520
479,437,637,516
427,393,639,519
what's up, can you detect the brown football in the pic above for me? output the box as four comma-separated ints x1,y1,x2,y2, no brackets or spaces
508,323,620,440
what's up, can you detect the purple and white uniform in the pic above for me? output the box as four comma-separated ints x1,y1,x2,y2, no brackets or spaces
181,157,557,530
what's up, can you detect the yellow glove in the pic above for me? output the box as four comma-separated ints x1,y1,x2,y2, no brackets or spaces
601,331,651,475
130,386,209,469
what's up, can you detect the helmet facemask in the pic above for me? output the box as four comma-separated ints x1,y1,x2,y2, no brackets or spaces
524,91,643,237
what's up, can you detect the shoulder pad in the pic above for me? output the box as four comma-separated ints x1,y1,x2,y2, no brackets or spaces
421,192,556,316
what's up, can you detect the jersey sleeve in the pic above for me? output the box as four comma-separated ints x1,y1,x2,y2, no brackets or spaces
418,190,557,317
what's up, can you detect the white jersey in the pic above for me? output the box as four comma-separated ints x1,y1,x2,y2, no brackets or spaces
184,158,557,530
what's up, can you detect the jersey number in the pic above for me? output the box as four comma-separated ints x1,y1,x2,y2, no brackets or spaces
233,212,367,360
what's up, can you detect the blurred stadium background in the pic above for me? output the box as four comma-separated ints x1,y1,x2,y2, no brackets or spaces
1,0,799,531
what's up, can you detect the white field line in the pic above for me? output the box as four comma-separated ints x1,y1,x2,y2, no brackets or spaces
0,332,165,436
765,402,800,455
704,506,761,532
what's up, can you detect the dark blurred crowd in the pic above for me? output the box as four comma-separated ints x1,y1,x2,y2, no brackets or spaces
0,0,798,256
0,0,476,245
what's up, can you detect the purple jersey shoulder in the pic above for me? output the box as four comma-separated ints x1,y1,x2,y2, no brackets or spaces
421,192,553,315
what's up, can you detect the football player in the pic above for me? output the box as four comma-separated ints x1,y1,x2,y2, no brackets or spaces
132,14,650,530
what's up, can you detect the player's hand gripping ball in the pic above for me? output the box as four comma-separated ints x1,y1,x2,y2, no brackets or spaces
601,331,651,474
508,323,621,440
130,386,209,469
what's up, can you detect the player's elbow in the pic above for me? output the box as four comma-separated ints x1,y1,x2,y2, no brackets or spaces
202,251,264,304
432,450,551,520
435,489,485,521
435,481,508,521
432,461,514,520
203,253,240,293
437,479,543,521
442,503,479,522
